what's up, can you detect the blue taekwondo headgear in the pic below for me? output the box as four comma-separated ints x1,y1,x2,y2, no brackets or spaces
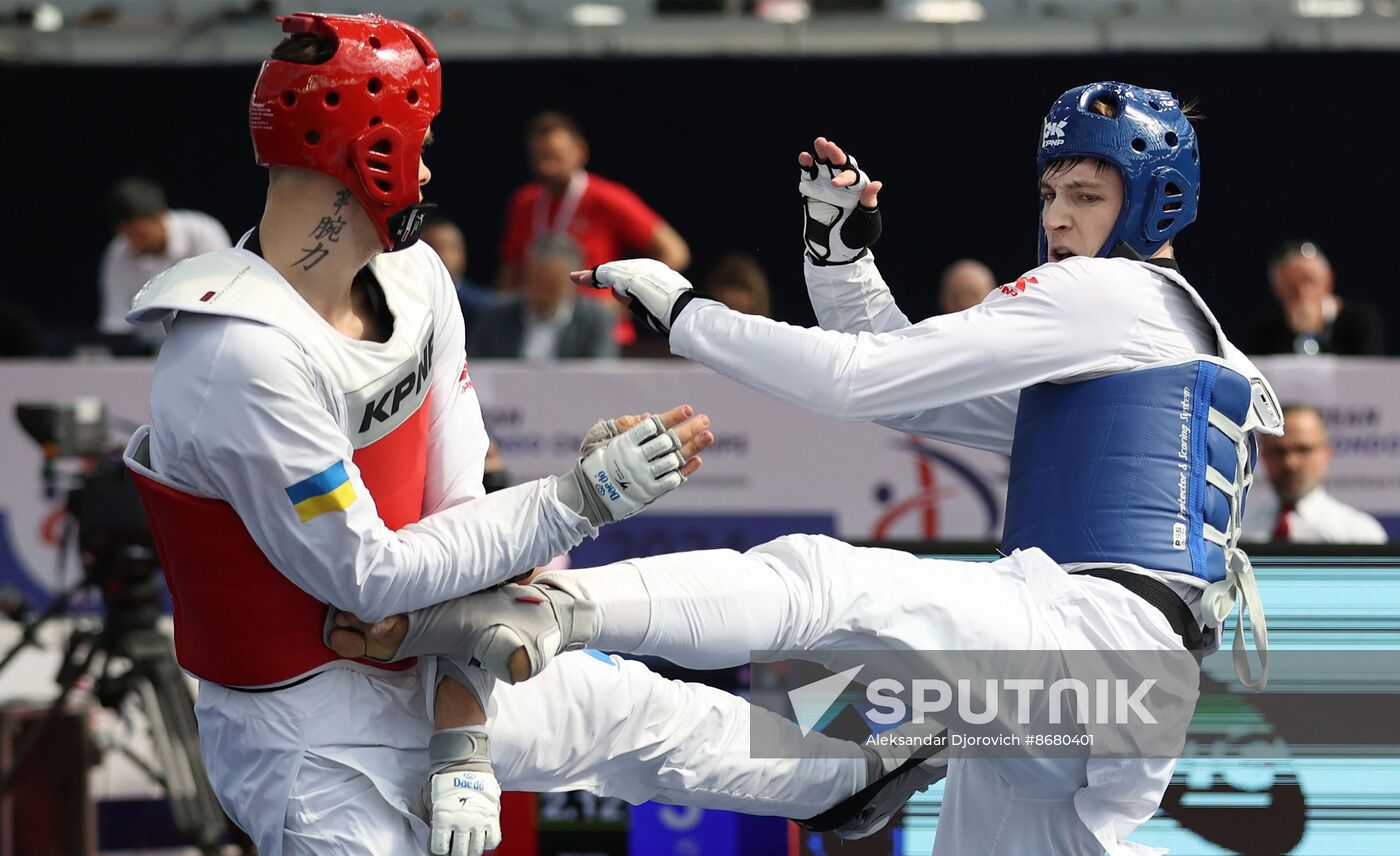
1037,82,1200,265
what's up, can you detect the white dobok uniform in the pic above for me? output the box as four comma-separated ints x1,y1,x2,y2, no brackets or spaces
563,253,1282,856
121,235,864,855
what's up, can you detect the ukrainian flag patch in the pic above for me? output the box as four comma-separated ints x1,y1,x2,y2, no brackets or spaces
286,461,357,523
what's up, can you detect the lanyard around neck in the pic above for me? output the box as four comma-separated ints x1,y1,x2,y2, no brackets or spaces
533,171,589,237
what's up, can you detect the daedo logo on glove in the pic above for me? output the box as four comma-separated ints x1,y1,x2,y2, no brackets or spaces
611,463,632,491
594,470,622,502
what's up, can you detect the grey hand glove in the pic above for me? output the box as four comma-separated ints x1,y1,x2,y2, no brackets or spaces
556,414,687,526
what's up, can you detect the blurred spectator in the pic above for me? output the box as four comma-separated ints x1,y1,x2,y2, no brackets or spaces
704,253,771,317
1246,240,1385,356
1245,403,1387,543
99,177,230,347
420,216,496,327
939,259,997,314
469,234,618,360
498,111,690,345
0,302,43,357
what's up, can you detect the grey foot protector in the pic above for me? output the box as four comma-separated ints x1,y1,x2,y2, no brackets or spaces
363,581,598,683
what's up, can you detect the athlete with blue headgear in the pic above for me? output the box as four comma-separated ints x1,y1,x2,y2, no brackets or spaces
330,82,1284,854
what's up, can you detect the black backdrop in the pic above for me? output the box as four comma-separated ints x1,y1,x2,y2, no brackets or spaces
7,50,1399,348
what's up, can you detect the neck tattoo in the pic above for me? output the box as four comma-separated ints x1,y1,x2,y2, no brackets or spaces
292,190,354,271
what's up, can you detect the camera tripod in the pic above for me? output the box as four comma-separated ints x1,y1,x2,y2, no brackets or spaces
0,466,232,855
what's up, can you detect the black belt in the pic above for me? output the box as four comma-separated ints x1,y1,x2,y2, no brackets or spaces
1072,568,1205,652
221,670,325,694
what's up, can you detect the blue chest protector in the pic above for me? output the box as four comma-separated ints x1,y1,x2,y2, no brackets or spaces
1002,360,1257,586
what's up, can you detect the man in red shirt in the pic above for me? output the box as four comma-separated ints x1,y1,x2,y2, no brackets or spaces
498,111,689,344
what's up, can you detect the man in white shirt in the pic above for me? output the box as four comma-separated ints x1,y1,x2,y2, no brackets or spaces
1249,403,1388,543
99,177,230,346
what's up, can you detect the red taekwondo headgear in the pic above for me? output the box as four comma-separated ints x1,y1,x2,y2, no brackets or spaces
249,13,441,251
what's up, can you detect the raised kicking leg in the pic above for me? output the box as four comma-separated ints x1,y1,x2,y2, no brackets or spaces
552,535,1062,666
514,537,1180,856
330,534,1184,854
332,534,1061,675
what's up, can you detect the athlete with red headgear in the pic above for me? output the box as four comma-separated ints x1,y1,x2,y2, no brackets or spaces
120,13,939,856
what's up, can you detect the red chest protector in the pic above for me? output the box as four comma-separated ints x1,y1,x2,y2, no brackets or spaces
128,395,431,689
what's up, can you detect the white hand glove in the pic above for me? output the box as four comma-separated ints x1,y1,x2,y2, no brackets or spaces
800,151,882,265
591,258,706,333
428,770,501,856
556,414,687,526
420,728,502,856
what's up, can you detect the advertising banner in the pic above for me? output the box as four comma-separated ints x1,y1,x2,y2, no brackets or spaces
2,357,1396,602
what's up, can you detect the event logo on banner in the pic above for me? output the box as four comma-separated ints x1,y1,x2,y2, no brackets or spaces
868,436,1004,541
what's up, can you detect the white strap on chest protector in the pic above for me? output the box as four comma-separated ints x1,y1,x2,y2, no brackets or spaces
1199,385,1273,690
